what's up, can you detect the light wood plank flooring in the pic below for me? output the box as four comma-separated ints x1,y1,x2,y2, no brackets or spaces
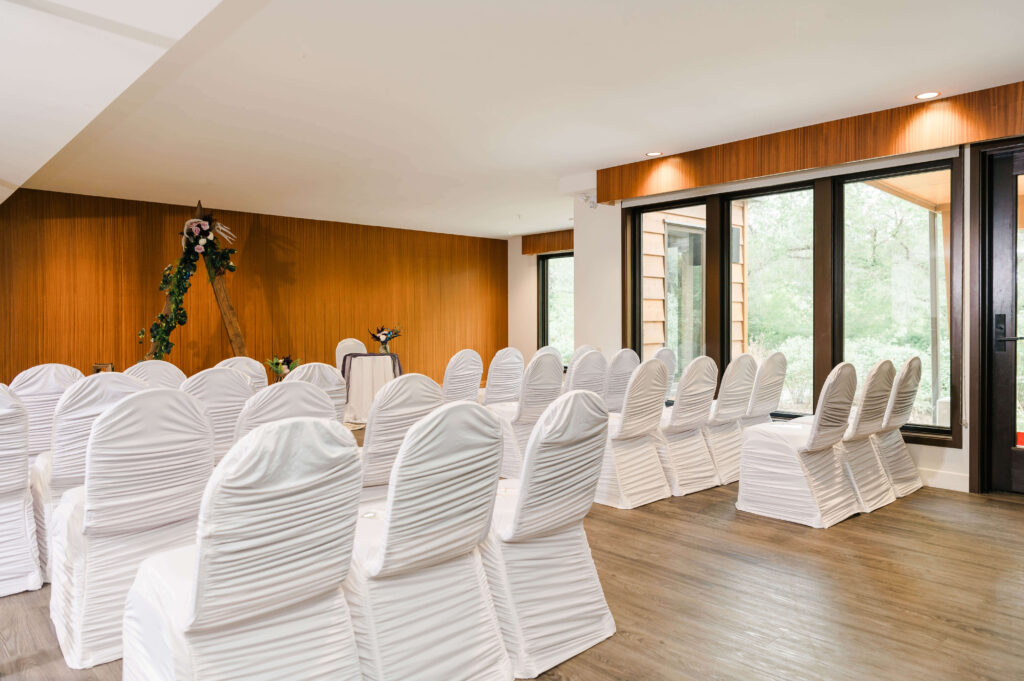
2,485,1023,680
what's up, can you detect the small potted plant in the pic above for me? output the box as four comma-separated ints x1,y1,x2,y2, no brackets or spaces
369,326,402,354
266,354,301,382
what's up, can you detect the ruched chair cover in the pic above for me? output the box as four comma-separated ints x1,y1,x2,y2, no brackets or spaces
0,385,41,597
488,352,565,478
595,359,671,509
215,356,268,391
343,402,512,681
482,391,614,678
565,349,608,395
283,362,348,422
232,381,336,443
653,347,677,399
181,368,255,464
122,418,363,681
10,363,84,459
442,349,484,402
481,347,524,405
872,357,924,497
360,374,444,496
567,345,598,372
535,345,563,364
839,360,898,512
49,389,215,668
603,348,640,414
742,351,787,427
702,353,757,484
656,356,721,495
30,372,145,580
335,337,367,370
736,363,860,528
123,360,187,389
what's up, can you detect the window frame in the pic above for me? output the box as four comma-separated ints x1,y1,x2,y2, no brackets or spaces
537,251,574,351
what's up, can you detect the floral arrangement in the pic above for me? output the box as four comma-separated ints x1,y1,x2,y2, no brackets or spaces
369,325,402,354
266,354,301,379
138,211,237,359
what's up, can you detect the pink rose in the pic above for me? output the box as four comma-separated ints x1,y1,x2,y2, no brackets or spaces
195,244,205,253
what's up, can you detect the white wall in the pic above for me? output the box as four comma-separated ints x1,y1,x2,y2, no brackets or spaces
507,236,538,358
573,194,622,358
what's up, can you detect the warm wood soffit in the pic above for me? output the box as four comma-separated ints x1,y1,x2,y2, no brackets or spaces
597,81,1024,203
521,229,574,255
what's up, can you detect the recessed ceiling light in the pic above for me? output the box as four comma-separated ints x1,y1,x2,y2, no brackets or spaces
646,151,663,157
915,91,940,100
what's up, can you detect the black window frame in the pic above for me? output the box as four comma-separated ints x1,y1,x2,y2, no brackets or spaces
537,251,574,351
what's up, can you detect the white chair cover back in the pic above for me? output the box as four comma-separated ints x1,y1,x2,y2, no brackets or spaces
283,362,348,422
123,360,186,389
604,349,640,413
839,359,898,513
442,349,484,402
215,357,268,391
872,357,924,498
0,386,28,496
361,373,444,486
566,350,608,395
847,360,896,440
482,347,524,405
181,368,255,464
882,356,923,431
535,346,563,363
510,353,564,426
233,382,335,443
745,351,787,421
664,356,718,433
708,353,757,423
368,402,502,578
0,384,40,596
803,363,857,453
10,364,83,458
613,359,669,440
653,347,677,385
567,345,598,372
335,338,367,370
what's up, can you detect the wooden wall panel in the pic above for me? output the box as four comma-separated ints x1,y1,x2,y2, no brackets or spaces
0,189,508,384
598,81,1024,203
521,229,573,255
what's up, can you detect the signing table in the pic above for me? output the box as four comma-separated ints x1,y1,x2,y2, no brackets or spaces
340,353,403,423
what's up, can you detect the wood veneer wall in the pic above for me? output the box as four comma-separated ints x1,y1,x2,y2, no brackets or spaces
0,189,508,384
521,229,573,255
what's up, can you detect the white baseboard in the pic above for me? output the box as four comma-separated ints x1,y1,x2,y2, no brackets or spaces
918,467,969,493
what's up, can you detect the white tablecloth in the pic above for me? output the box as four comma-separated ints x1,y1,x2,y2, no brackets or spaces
344,355,398,424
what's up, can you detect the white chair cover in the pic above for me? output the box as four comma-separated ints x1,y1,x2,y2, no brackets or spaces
487,353,564,478
742,351,787,427
839,360,898,512
283,362,348,422
215,356,268,391
360,373,444,489
123,360,187,389
736,363,860,528
702,353,757,484
442,349,484,402
30,372,145,579
653,347,677,398
49,389,214,668
181,368,255,463
595,359,671,509
481,347,524,405
344,402,511,681
656,356,720,495
122,418,363,681
10,364,83,459
534,345,563,364
566,349,608,395
0,385,41,597
604,348,640,413
482,391,614,678
567,345,598,371
335,338,367,370
872,357,924,497
233,382,336,443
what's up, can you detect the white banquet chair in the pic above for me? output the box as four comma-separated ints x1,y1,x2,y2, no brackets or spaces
344,402,511,681
10,364,84,460
360,373,444,498
0,385,41,597
442,349,484,402
567,345,598,372
741,351,787,427
595,358,671,509
123,360,187,389
481,347,524,405
872,357,924,497
49,389,214,668
335,337,367,370
215,356,268,391
534,345,563,364
122,418,363,681
656,356,721,496
30,372,145,580
482,391,614,678
233,381,336,443
487,352,564,478
839,360,898,512
652,347,677,399
565,349,608,395
603,348,640,413
702,353,757,484
284,362,348,422
181,368,255,464
736,363,860,528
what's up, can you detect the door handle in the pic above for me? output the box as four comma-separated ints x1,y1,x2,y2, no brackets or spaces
997,336,1024,342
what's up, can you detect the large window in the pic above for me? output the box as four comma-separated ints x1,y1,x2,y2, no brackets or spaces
538,253,574,364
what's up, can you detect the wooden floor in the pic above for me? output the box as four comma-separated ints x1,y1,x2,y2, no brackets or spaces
3,485,1023,680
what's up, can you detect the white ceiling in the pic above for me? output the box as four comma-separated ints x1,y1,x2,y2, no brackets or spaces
17,0,1024,237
